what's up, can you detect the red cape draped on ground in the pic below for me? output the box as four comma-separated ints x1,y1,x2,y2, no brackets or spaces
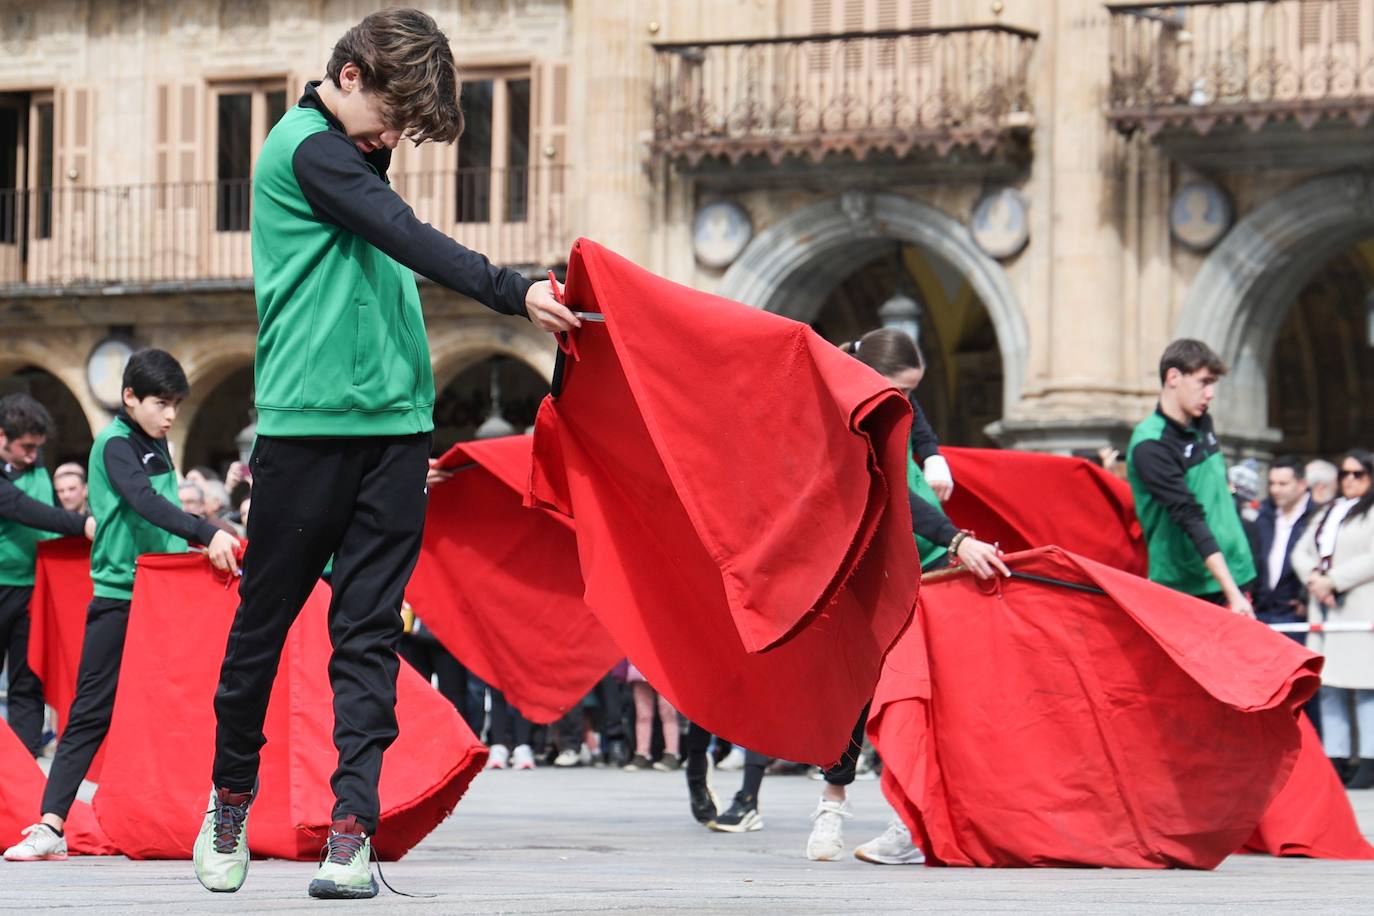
528,239,919,765
408,434,620,724
0,719,115,856
28,538,95,737
1242,713,1374,859
943,448,1147,575
870,547,1324,869
90,554,485,860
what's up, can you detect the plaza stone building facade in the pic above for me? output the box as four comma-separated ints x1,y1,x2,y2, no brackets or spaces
1,0,1372,474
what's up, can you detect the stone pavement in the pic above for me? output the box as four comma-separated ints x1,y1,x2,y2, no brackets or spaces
3,765,1372,914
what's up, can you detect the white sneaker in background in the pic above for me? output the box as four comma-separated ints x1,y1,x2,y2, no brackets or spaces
805,798,852,861
552,748,581,768
485,744,510,770
511,744,536,770
854,819,925,865
4,823,68,862
716,747,746,771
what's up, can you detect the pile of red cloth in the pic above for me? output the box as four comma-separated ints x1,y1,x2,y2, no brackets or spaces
19,550,483,860
407,434,620,724
870,546,1374,867
527,238,920,765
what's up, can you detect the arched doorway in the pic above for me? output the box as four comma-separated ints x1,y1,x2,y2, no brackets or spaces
719,192,1023,445
0,367,94,469
1176,171,1374,455
432,355,549,454
182,364,255,477
1265,243,1374,459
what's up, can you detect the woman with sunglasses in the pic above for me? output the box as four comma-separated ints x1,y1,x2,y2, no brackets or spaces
1291,449,1374,788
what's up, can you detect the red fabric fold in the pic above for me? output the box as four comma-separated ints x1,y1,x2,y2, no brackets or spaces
407,434,620,724
1243,713,1374,859
943,447,1147,575
871,546,1322,869
28,538,95,737
0,719,115,856
527,238,918,765
91,554,485,860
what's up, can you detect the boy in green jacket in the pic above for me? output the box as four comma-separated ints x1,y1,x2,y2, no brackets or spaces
3,350,237,863
1127,339,1257,615
0,393,94,756
194,9,575,899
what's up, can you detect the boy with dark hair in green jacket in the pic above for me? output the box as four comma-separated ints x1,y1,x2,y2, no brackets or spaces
1127,338,1257,616
0,393,93,757
4,350,237,863
195,8,577,899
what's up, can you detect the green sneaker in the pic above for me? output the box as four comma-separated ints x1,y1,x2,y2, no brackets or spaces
307,817,378,900
192,786,254,893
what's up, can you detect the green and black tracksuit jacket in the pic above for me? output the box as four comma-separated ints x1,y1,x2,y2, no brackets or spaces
88,413,220,600
1127,407,1257,598
0,462,86,587
250,82,533,439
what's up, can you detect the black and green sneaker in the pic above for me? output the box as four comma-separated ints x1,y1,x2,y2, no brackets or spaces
307,817,378,900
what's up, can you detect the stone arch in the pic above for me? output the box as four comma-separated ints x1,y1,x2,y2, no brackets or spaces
717,191,1029,412
1176,171,1374,448
429,318,556,391
0,336,108,442
167,331,258,472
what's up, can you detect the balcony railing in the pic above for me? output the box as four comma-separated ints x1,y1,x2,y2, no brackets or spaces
0,166,568,292
1108,1,1374,136
651,25,1037,166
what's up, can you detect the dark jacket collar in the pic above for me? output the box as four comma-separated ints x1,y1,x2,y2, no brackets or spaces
299,80,392,178
1154,403,1209,439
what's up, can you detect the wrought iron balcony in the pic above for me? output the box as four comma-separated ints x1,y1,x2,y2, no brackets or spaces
1108,1,1374,137
650,25,1037,167
0,166,569,293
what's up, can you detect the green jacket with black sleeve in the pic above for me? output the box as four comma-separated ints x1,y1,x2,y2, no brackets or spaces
249,82,534,439
0,463,86,587
88,413,221,600
1127,407,1257,597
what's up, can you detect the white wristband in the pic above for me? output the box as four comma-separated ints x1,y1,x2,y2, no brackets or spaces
923,454,953,489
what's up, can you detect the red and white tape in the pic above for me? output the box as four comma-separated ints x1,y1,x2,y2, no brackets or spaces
1268,621,1374,633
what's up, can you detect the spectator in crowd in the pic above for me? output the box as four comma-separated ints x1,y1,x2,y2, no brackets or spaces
185,466,220,490
1127,340,1257,616
1228,459,1264,574
198,479,239,536
237,497,251,529
554,674,630,768
1307,459,1339,508
480,685,535,771
1290,450,1374,789
1254,456,1315,631
51,463,89,514
622,663,680,772
179,481,205,516
1255,455,1322,734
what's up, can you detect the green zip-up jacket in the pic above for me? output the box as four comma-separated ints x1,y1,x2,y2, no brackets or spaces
250,83,533,438
0,464,84,587
1127,407,1257,597
88,414,220,600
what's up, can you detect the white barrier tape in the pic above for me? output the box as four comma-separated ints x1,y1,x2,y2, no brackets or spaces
1269,621,1374,633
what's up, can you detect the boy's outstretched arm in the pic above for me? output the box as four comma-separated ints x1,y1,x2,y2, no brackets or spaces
292,131,575,331
0,474,87,537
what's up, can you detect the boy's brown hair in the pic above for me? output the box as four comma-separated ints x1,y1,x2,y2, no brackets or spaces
1158,338,1227,384
326,8,463,145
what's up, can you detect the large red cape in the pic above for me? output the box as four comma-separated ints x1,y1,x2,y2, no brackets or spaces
90,554,485,860
943,447,1146,574
0,719,115,856
870,547,1326,868
528,239,919,765
408,434,620,723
